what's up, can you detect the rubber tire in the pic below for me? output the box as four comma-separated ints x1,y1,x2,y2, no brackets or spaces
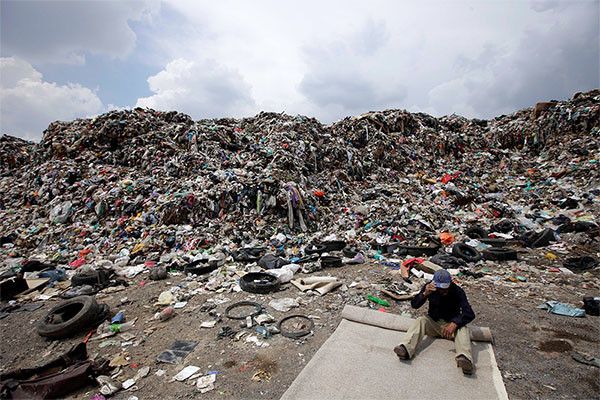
239,272,281,294
583,296,600,316
451,243,482,263
71,269,109,287
185,263,219,276
225,301,263,320
304,244,327,255
563,256,598,272
321,240,347,252
37,296,103,339
527,228,556,248
397,245,440,257
343,248,359,258
482,247,518,261
479,238,507,247
320,256,343,268
490,220,514,234
278,315,314,338
465,226,487,239
557,222,599,238
232,247,265,262
295,254,320,264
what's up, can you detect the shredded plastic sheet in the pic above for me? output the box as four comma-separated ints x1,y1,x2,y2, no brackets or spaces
538,301,586,317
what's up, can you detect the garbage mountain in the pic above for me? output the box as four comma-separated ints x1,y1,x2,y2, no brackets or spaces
0,89,598,268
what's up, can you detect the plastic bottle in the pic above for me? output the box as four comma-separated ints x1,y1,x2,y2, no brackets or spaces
367,295,390,307
111,311,125,324
255,326,272,339
154,306,175,322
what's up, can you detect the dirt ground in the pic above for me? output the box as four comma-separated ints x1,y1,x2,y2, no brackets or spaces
1,261,599,400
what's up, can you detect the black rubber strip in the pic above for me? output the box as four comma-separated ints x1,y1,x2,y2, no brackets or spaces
225,301,263,320
320,256,343,268
278,314,314,338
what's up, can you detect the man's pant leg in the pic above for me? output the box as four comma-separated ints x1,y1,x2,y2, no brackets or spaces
453,325,472,362
400,316,442,358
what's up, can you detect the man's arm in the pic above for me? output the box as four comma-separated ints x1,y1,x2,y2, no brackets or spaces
411,282,433,309
450,287,475,328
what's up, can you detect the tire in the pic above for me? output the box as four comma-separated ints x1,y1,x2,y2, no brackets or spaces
304,244,327,255
295,254,320,264
479,238,506,247
343,247,359,258
185,263,219,276
397,245,440,257
232,247,266,262
583,296,600,316
225,301,263,320
525,228,556,248
451,243,482,263
320,256,343,268
490,220,514,234
278,315,314,338
239,272,280,294
465,226,487,239
482,247,518,261
37,296,107,339
71,269,109,287
558,221,598,234
322,240,346,252
563,256,598,272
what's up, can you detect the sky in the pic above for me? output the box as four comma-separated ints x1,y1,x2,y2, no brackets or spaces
1,0,598,141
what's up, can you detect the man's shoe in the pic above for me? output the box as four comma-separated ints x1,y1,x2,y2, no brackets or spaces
456,355,474,375
393,345,409,360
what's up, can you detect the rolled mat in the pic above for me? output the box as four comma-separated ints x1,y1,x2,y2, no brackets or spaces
341,305,493,343
290,276,342,295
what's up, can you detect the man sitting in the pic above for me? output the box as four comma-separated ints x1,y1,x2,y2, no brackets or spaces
393,269,475,374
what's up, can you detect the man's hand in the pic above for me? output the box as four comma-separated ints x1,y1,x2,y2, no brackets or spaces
423,282,437,297
442,322,458,339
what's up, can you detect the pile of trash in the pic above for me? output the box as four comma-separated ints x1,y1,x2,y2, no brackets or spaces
1,88,598,286
0,135,35,175
0,90,598,398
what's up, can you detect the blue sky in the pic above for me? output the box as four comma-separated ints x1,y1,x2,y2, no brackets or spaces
1,0,598,141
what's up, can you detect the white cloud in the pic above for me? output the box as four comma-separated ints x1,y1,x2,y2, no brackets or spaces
158,0,598,123
1,0,160,64
135,58,256,118
530,0,566,12
0,56,42,88
0,57,103,141
298,20,407,121
1,0,598,137
428,1,599,118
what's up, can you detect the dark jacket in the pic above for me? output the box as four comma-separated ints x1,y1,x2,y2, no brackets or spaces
411,282,475,328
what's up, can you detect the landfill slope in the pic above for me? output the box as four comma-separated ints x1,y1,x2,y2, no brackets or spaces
1,91,598,245
0,89,599,400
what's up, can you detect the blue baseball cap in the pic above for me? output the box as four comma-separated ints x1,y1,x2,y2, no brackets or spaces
433,269,452,289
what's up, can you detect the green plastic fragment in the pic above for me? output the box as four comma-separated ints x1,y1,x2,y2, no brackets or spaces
368,295,390,307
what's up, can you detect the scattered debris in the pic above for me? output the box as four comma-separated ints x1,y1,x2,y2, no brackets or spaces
278,315,314,338
172,366,201,382
0,89,599,400
156,340,198,364
538,301,586,318
571,351,600,368
269,297,300,312
196,373,217,393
